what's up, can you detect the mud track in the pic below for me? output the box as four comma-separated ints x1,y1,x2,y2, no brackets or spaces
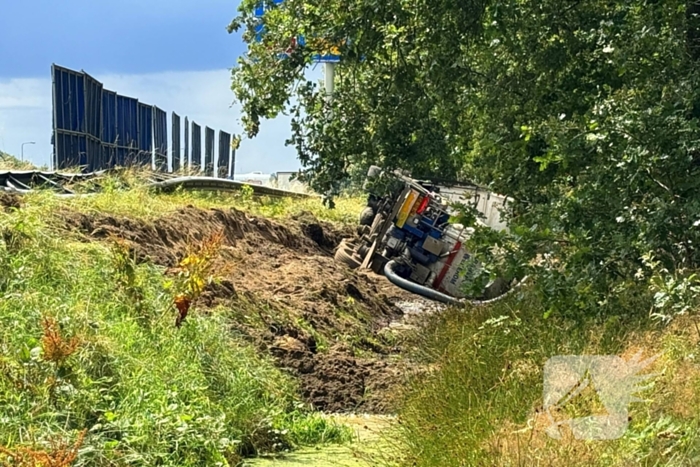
64,206,417,413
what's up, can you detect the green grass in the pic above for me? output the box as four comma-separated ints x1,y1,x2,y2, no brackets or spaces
57,169,365,225
0,188,352,466
244,415,395,467
394,291,700,466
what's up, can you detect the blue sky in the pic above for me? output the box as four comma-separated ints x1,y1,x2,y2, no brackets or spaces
0,0,315,173
0,0,244,78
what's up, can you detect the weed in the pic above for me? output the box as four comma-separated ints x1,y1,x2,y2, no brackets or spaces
172,230,224,327
238,184,255,203
109,236,144,307
295,317,328,352
283,409,353,446
0,429,86,467
40,317,80,366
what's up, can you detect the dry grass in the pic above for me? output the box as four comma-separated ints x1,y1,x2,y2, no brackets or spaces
40,317,80,365
0,152,38,171
397,298,700,467
0,430,86,467
483,317,700,466
47,168,365,226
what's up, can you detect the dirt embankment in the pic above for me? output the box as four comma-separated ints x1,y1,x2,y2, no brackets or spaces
0,193,22,211
63,206,415,413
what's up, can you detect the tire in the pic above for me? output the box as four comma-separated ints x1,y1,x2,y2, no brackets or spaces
338,238,357,250
359,206,375,226
369,214,384,238
334,246,361,269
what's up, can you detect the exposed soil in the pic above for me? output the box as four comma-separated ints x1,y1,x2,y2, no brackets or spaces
62,205,418,413
0,192,22,211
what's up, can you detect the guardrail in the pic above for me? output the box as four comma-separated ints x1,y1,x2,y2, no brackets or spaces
149,176,314,199
0,170,315,199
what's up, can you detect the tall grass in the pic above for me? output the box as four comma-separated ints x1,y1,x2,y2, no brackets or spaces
395,291,700,466
61,169,365,225
0,151,38,170
0,191,349,466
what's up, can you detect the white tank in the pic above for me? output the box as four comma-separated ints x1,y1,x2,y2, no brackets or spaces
427,224,475,298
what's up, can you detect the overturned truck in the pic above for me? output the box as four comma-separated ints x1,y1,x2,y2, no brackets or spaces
335,167,512,305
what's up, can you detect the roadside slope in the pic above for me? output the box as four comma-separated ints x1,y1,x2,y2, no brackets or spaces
0,187,412,466
61,202,413,413
394,294,700,466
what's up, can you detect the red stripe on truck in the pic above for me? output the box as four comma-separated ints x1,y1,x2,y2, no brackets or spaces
433,241,462,292
416,195,430,214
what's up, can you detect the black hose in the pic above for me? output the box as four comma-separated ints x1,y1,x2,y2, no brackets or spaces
384,260,463,305
383,260,528,307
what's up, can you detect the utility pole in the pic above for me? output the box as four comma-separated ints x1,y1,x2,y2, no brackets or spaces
323,62,336,99
21,141,35,162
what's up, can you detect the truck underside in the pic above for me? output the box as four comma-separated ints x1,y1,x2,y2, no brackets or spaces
334,167,512,305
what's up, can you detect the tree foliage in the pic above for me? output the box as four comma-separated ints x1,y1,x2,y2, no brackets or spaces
229,0,700,318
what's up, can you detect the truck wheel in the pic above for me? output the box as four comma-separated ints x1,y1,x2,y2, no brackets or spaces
334,244,361,269
359,207,375,226
369,214,384,238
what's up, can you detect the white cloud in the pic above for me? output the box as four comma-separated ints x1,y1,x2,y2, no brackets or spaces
0,68,321,173
0,77,54,164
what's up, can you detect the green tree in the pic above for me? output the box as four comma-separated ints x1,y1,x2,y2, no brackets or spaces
229,0,700,318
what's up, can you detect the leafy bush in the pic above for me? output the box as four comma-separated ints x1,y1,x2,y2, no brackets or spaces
230,0,700,319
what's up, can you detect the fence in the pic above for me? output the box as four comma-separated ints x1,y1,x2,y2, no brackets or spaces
51,64,236,176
